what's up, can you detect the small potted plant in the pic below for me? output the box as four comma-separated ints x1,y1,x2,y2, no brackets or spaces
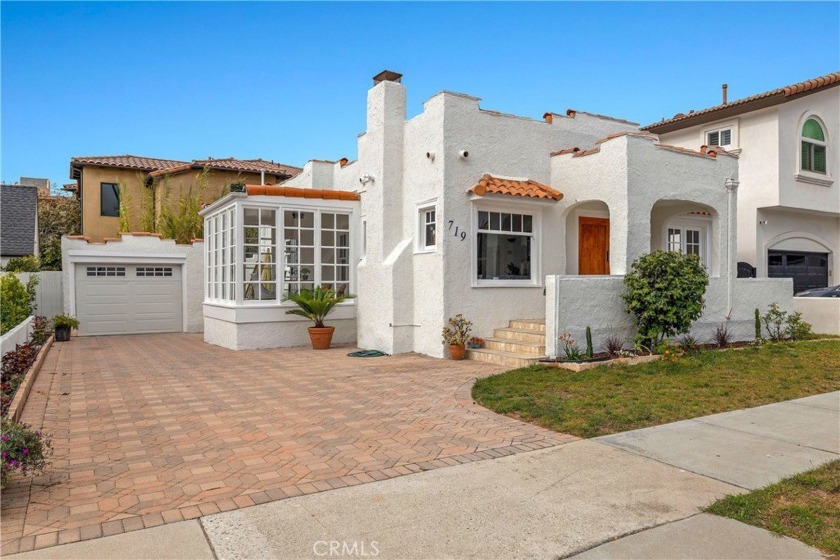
284,286,353,350
467,336,483,349
52,315,79,342
442,314,472,360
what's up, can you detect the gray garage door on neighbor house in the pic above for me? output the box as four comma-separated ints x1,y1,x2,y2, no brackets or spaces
74,264,183,335
768,250,829,293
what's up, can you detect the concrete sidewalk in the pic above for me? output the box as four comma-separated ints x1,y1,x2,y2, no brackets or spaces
597,391,839,489
8,392,837,559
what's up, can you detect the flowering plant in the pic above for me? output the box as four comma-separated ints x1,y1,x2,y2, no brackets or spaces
559,333,585,361
442,315,472,346
1,417,52,489
467,336,484,349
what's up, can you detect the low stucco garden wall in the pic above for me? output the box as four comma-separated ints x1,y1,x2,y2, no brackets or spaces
204,315,357,351
1,316,33,355
545,275,793,357
793,297,840,335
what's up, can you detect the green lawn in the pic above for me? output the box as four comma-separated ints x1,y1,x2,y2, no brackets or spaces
706,460,840,554
472,340,840,438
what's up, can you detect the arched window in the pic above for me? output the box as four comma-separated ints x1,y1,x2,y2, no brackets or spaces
801,118,827,174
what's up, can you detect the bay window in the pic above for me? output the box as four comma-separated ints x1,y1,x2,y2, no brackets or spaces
475,209,536,284
205,202,354,305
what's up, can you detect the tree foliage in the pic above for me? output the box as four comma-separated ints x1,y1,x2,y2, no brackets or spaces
38,196,80,270
0,274,31,335
622,251,709,347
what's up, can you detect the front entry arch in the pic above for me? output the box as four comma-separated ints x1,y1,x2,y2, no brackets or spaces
579,217,610,275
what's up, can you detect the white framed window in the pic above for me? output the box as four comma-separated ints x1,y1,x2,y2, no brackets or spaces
706,127,732,147
243,208,277,301
417,205,437,252
473,206,539,286
664,218,710,268
204,206,235,302
800,118,827,174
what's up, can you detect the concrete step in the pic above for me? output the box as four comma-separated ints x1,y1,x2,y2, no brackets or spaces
466,348,545,369
509,319,545,333
483,337,546,356
493,327,546,344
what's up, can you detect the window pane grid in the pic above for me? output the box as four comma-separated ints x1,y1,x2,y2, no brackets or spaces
244,208,277,301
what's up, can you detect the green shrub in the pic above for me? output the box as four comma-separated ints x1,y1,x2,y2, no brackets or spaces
0,275,30,335
786,312,813,340
1,417,52,489
2,256,40,273
441,314,473,346
585,326,593,358
622,251,709,347
754,308,762,340
38,195,81,271
52,315,80,330
762,303,813,341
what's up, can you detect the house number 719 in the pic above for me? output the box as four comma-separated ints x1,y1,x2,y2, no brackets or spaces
448,220,467,241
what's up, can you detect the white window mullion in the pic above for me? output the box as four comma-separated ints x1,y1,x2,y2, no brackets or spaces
314,210,322,290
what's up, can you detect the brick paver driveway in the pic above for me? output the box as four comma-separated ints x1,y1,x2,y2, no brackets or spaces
1,334,574,554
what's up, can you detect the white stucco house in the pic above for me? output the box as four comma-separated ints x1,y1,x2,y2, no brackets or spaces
197,70,792,364
643,71,839,294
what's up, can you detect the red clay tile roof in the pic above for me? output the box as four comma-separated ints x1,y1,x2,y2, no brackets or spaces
71,155,188,172
642,71,840,132
191,158,301,177
72,155,302,180
469,174,563,201
246,185,360,201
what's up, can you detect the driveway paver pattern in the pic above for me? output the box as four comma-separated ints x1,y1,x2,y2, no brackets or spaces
1,334,574,554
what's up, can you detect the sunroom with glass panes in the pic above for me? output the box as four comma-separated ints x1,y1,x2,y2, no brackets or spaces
200,187,360,350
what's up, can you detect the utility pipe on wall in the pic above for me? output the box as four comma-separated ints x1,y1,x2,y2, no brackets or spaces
725,176,740,317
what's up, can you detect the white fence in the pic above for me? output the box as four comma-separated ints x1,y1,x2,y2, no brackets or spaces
1,315,33,355
13,272,63,319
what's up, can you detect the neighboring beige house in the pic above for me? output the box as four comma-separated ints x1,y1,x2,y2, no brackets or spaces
69,155,301,241
643,71,839,293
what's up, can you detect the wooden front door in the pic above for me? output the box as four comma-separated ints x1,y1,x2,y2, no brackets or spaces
579,217,610,275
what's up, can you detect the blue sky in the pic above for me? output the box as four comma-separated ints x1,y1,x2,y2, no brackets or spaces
2,2,838,187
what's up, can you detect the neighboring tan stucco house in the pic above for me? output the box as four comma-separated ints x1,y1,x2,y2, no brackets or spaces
69,155,301,241
643,71,840,293
195,71,792,363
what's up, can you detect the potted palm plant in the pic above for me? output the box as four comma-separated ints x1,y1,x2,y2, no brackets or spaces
284,286,353,350
442,314,472,360
53,315,80,342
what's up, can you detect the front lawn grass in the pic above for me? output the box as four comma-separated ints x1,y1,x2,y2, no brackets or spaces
706,460,840,554
471,340,840,438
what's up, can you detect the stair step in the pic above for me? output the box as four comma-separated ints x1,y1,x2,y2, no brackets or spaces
483,337,546,356
466,348,545,369
493,327,546,344
509,319,546,333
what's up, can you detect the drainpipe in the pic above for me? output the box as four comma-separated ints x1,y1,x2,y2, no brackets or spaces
725,176,740,316
260,169,265,186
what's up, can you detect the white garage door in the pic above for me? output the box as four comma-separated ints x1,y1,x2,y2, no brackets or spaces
75,264,183,335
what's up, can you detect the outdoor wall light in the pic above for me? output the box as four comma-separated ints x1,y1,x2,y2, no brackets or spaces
359,173,374,185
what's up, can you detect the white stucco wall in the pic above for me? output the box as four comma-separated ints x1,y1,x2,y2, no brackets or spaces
204,315,357,350
658,87,840,284
1,316,33,355
545,275,793,357
793,297,840,335
61,234,205,332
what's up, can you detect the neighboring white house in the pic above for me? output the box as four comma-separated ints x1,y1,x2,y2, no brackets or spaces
643,72,840,294
198,71,792,363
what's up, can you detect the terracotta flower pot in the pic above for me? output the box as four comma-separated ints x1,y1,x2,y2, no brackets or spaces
449,344,466,360
308,326,336,350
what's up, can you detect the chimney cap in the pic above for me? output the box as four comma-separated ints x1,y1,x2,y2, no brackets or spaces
373,70,402,85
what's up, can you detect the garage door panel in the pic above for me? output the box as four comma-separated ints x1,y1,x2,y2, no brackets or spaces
75,264,183,335
768,250,829,293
